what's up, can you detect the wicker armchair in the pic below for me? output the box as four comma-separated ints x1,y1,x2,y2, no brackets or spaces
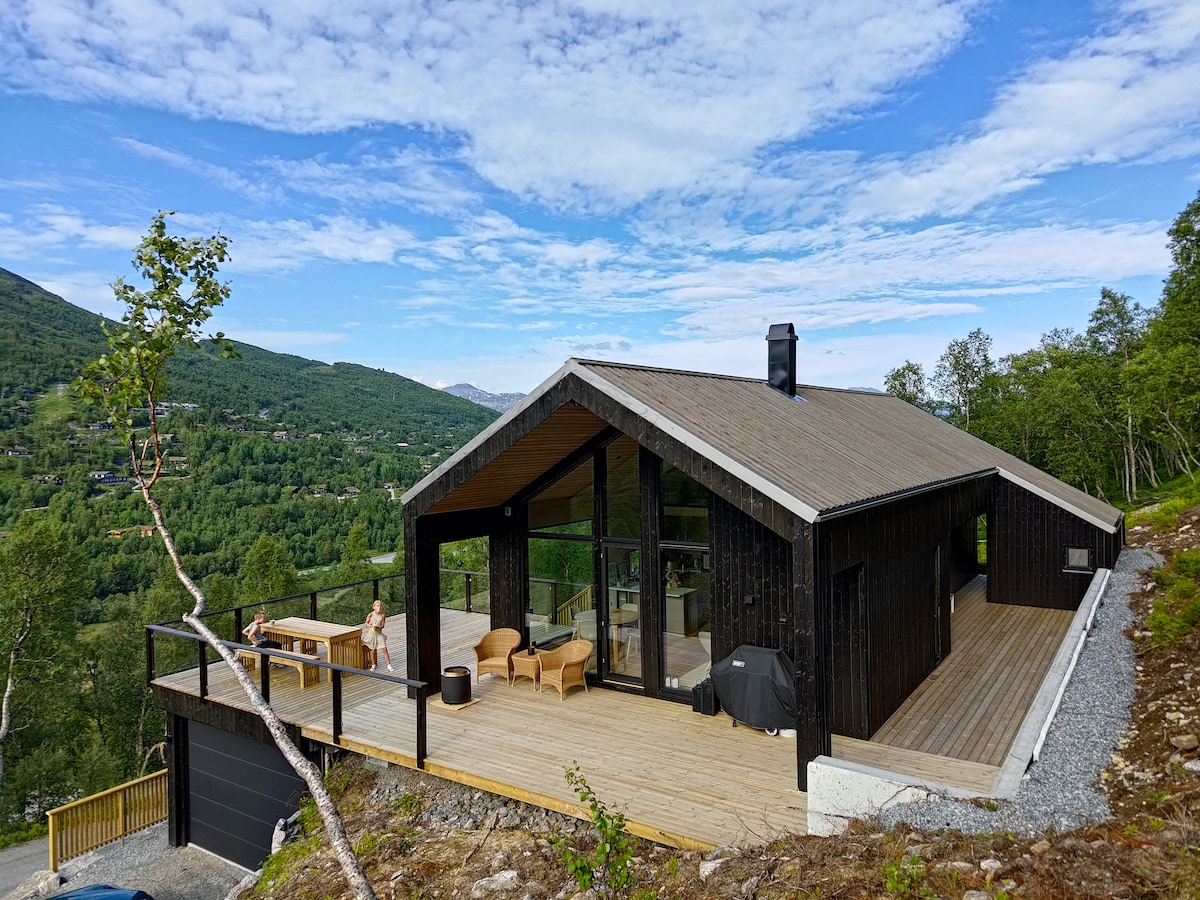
539,639,593,701
473,628,521,683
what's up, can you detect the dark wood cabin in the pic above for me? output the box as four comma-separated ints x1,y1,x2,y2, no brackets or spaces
402,325,1123,789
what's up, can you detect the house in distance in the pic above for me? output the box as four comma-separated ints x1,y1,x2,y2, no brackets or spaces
401,323,1124,789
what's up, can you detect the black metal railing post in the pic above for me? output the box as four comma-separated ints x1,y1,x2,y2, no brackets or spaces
145,629,155,684
198,640,208,699
465,573,472,613
309,591,318,619
415,686,426,769
332,670,343,744
233,608,244,644
261,653,271,703
373,579,379,606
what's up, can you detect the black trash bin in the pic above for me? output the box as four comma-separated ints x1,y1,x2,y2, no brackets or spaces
441,665,472,705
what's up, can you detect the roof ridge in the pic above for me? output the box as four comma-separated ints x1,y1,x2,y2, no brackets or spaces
569,358,761,383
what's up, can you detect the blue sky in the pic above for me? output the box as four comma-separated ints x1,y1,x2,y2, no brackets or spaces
1,0,1198,395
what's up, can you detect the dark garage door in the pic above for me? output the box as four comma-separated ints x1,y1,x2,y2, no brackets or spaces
188,721,306,870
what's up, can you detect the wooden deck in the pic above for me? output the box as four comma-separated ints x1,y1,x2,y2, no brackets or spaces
870,576,1075,768
156,586,1075,846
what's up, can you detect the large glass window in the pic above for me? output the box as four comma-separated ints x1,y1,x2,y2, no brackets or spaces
604,435,640,540
527,537,594,651
605,544,642,681
528,459,593,535
663,462,709,543
660,547,712,694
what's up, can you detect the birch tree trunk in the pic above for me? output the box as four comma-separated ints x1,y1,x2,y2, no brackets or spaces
141,486,377,900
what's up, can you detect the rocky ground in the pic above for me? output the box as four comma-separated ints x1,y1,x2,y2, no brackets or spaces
241,506,1200,900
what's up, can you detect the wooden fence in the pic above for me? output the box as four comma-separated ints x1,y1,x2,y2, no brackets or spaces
46,770,168,871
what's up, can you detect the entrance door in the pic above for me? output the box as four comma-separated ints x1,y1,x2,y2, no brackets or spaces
599,543,641,685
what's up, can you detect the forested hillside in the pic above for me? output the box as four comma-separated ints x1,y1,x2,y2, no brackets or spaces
0,268,502,832
0,266,497,436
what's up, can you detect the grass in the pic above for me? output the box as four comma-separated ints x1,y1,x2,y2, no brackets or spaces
1143,548,1200,648
1127,471,1200,528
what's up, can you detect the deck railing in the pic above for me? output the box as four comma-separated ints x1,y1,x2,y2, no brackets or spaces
145,624,429,769
555,584,593,625
46,770,167,871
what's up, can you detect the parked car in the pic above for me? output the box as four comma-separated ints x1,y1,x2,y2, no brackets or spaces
55,886,155,900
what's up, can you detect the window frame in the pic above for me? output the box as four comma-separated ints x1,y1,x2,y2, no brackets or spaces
1062,546,1094,573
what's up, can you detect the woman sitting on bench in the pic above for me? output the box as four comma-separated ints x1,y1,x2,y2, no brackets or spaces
242,611,282,649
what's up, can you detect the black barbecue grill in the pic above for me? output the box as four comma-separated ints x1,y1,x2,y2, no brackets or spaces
709,644,797,732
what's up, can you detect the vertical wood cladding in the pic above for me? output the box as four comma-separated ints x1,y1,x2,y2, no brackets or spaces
710,495,794,664
404,506,443,687
793,519,826,790
827,564,868,737
490,505,527,635
819,477,991,738
989,478,1123,610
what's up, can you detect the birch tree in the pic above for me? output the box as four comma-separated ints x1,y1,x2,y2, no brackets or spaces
76,211,378,900
0,516,83,804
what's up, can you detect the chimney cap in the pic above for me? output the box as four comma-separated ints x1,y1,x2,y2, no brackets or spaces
766,323,797,342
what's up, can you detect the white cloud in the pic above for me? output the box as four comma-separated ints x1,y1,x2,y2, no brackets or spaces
0,0,980,211
262,147,479,215
225,216,423,271
115,137,283,203
847,0,1200,221
213,325,351,352
0,205,143,259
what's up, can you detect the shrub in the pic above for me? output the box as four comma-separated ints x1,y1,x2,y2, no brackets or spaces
553,763,639,896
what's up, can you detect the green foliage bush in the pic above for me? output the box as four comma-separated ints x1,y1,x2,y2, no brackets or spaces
1145,554,1200,648
554,763,639,896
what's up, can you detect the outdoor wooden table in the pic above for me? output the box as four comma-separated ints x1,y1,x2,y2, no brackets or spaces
510,647,550,688
261,617,365,669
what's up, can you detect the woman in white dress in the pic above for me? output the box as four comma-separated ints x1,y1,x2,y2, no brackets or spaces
362,599,394,672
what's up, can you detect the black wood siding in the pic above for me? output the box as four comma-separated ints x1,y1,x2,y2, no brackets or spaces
989,478,1123,610
405,505,443,686
710,495,795,663
490,505,527,636
819,477,990,738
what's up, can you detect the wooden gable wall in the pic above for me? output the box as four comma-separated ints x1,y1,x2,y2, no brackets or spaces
989,479,1124,610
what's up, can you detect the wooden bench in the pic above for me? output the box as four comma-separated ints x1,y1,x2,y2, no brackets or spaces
237,648,321,689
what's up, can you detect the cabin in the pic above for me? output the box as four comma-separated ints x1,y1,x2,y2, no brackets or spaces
401,324,1123,789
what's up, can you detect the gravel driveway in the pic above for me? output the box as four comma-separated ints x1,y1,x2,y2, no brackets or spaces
1,823,248,900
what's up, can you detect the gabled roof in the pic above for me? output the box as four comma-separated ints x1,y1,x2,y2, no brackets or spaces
403,359,1122,534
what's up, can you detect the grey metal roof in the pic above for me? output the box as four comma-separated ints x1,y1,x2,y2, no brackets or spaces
571,360,1122,532
404,358,1122,534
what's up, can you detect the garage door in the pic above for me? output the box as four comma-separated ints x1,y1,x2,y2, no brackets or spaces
187,721,306,870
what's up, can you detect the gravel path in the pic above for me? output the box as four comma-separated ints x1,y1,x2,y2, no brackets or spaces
880,547,1155,836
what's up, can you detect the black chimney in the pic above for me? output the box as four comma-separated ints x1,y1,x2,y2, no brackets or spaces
766,323,797,397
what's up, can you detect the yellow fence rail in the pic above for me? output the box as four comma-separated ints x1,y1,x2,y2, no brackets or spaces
46,770,168,871
555,584,593,626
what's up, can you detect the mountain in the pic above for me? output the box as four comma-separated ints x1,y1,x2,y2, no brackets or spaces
441,382,526,413
0,266,498,436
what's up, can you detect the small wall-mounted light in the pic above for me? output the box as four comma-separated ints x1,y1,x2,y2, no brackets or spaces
744,593,755,607
504,506,512,516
